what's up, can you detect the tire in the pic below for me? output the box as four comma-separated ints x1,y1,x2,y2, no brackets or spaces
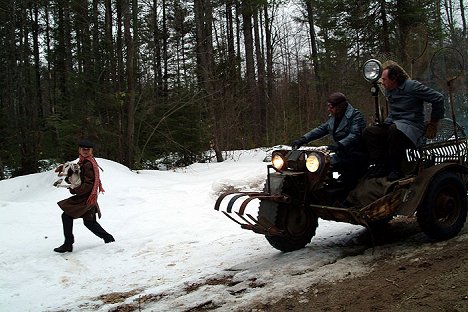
258,175,318,252
417,171,467,240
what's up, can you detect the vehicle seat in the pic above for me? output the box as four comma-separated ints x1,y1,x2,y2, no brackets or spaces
404,118,468,173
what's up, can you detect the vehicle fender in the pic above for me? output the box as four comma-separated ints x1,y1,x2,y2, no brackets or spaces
397,163,468,216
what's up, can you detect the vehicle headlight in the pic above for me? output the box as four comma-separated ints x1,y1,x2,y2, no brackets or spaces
306,153,321,172
272,153,286,171
363,59,382,82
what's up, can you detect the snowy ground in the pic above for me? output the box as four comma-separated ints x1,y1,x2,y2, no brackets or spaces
0,148,369,311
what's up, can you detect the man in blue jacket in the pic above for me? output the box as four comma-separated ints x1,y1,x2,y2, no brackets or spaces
292,92,367,188
364,61,445,181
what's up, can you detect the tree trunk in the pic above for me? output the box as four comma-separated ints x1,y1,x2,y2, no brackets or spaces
30,2,43,117
152,0,163,98
264,4,273,98
241,2,257,144
104,0,116,85
305,0,321,95
162,0,169,94
460,0,467,37
18,3,39,175
379,0,391,53
123,0,136,167
56,1,68,101
225,0,237,79
253,9,266,144
442,0,456,38
92,0,100,82
194,0,223,162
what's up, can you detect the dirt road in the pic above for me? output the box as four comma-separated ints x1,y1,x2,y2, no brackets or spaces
249,217,468,312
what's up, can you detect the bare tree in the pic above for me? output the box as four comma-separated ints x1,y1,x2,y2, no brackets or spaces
253,8,267,144
123,0,136,167
460,0,467,37
305,0,321,94
194,0,223,162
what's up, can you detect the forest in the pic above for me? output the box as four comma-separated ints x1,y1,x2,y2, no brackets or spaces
0,0,467,179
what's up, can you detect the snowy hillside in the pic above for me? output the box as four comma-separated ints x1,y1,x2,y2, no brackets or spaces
0,148,366,311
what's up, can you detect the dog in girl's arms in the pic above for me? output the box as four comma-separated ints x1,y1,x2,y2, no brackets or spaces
53,162,81,189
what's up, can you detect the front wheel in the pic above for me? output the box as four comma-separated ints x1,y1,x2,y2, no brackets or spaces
417,171,467,240
258,175,318,252
265,202,318,252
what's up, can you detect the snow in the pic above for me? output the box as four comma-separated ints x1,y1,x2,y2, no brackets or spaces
0,148,369,311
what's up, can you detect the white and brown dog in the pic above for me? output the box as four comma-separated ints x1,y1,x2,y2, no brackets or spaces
53,162,81,189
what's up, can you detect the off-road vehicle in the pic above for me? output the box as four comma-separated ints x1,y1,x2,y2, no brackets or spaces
215,58,468,252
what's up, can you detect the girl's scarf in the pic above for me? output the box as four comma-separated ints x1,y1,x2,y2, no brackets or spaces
79,155,105,205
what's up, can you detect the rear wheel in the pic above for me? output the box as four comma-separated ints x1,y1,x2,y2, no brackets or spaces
258,175,318,252
417,171,467,240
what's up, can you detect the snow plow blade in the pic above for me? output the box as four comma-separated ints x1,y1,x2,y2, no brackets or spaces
214,191,288,236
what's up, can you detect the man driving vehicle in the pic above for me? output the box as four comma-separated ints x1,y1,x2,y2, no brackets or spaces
292,92,368,188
